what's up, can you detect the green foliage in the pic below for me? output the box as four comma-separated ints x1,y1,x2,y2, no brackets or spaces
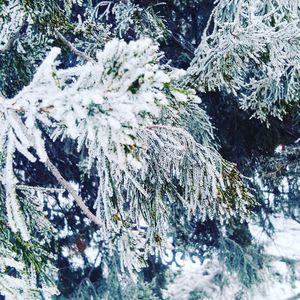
0,186,58,298
218,237,267,288
21,0,69,30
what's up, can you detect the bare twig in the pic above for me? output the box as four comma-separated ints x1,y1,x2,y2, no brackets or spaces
45,157,101,227
54,29,96,63
16,185,65,193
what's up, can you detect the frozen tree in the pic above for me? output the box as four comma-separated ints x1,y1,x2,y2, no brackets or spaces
0,0,299,299
0,39,252,295
0,1,256,297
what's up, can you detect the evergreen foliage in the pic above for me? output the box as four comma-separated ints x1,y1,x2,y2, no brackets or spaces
186,0,300,122
0,0,299,299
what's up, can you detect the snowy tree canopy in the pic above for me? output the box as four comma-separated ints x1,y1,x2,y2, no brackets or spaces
0,35,254,296
0,0,299,299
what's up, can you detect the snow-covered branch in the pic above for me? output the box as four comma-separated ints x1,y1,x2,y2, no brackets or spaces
186,0,300,122
0,37,253,285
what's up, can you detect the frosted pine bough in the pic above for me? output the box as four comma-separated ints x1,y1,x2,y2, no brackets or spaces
186,0,300,122
1,38,253,294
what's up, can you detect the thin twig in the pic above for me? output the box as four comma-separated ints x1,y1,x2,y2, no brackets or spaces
54,29,96,63
45,157,101,227
16,185,65,193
